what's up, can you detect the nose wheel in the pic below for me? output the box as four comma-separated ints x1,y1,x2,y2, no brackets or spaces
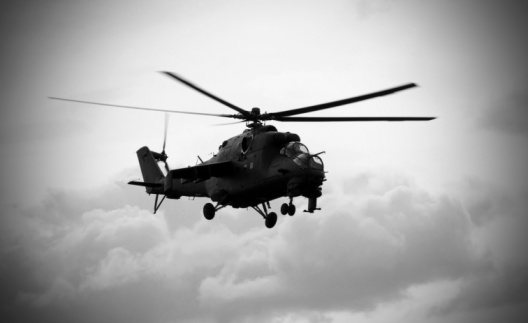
280,199,296,216
203,203,225,220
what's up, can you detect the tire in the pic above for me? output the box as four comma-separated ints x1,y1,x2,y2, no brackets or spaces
288,204,296,216
203,203,215,220
265,212,278,229
280,203,289,215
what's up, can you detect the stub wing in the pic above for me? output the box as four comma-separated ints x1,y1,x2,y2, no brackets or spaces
169,160,233,182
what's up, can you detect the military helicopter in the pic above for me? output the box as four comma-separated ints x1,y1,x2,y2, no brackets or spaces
50,72,435,228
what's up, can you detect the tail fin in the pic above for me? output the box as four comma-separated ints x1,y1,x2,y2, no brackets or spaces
134,146,165,193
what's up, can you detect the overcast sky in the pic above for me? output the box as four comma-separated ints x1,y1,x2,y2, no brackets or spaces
1,0,527,322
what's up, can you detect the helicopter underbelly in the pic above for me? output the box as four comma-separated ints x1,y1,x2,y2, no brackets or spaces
206,169,324,208
205,174,279,207
226,174,288,207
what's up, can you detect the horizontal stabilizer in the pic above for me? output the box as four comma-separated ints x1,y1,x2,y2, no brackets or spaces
128,181,163,188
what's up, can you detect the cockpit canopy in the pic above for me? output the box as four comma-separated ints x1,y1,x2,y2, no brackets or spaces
280,142,309,158
309,155,324,170
280,141,324,170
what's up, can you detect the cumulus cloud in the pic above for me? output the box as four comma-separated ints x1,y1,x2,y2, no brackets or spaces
1,170,527,322
263,182,481,313
430,197,528,318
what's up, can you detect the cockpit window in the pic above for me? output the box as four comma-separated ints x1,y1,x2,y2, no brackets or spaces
293,153,309,168
296,143,309,154
280,142,309,158
280,142,323,170
310,155,324,170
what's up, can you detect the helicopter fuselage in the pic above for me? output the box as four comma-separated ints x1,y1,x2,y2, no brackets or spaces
161,125,325,209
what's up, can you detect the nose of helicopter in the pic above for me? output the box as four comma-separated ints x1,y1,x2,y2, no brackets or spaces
291,153,324,172
282,153,325,197
285,167,325,199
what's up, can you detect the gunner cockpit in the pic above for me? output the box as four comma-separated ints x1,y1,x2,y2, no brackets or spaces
280,142,324,170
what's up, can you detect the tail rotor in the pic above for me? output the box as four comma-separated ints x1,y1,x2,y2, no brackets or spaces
152,113,170,173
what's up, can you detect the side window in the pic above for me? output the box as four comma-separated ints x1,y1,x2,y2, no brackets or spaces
241,135,253,154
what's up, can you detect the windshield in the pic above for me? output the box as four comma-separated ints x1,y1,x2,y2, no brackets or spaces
310,155,324,170
280,142,309,158
280,142,323,170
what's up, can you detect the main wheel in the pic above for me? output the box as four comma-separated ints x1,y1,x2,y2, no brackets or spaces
265,212,278,229
280,203,289,215
203,203,215,220
288,204,296,216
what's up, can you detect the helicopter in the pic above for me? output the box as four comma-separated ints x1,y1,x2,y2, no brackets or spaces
50,72,435,228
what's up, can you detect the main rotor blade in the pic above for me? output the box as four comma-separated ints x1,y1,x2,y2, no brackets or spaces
212,120,247,126
274,116,436,122
161,72,250,117
270,83,418,118
49,97,238,118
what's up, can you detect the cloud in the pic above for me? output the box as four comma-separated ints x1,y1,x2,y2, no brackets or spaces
430,198,528,318
1,170,527,322
264,184,479,313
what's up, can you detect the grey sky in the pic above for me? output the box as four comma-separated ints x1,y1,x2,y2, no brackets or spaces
1,0,527,322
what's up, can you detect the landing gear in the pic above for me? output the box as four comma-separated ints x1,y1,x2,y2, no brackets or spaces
280,203,296,216
252,202,278,229
203,202,225,220
152,194,167,214
265,212,277,228
280,198,296,216
288,204,296,216
203,203,215,220
280,203,288,215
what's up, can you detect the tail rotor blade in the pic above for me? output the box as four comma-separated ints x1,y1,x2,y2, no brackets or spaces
158,113,170,172
162,112,168,152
